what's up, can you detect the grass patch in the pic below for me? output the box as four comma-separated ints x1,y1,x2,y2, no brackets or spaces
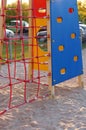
1,39,86,64
2,39,29,63
82,42,86,49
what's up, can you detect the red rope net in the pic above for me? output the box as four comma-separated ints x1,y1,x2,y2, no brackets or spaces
0,0,50,115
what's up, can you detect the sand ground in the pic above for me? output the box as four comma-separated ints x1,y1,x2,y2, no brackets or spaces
0,48,86,130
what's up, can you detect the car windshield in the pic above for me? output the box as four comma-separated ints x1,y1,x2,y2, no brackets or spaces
37,31,47,36
38,26,47,32
81,26,86,30
80,26,86,33
79,21,83,24
10,21,20,26
10,20,29,27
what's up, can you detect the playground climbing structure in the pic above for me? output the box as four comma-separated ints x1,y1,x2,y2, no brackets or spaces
0,0,83,115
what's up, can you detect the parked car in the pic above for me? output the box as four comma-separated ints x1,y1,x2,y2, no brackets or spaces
79,22,86,42
36,24,86,48
8,20,29,33
79,24,86,32
79,21,83,24
2,29,14,42
6,29,15,37
36,26,47,51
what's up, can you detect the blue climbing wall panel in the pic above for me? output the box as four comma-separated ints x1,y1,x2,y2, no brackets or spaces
50,0,83,85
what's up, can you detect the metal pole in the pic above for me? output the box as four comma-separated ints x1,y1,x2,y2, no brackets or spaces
8,34,12,60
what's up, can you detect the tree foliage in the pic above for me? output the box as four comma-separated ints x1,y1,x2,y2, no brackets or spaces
6,2,29,24
6,1,86,24
78,1,86,24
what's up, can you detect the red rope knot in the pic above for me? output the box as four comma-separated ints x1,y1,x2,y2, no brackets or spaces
20,36,23,40
35,56,39,58
3,23,6,28
47,34,50,39
1,14,5,17
47,53,51,57
4,37,8,42
9,83,12,86
46,14,50,19
18,15,23,19
48,72,52,77
6,60,9,64
0,56,2,59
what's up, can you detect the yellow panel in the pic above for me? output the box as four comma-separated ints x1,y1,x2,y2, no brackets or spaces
33,18,48,71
